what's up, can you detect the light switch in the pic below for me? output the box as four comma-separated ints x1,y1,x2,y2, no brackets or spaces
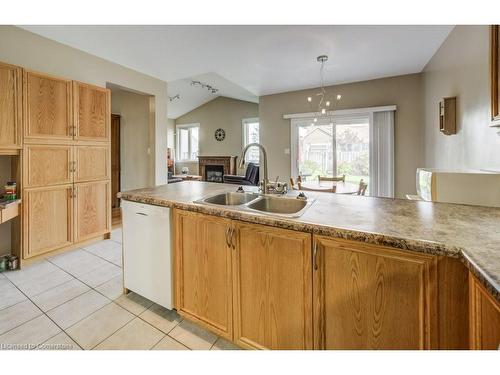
284,148,290,155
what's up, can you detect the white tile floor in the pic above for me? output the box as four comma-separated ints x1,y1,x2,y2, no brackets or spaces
0,227,239,350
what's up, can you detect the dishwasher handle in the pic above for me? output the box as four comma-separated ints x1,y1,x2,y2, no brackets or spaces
135,212,149,216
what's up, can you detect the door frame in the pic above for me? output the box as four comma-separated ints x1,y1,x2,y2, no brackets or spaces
111,114,121,215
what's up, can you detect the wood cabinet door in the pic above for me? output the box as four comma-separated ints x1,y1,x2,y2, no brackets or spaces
74,181,111,242
23,185,73,258
173,210,233,340
24,71,72,141
313,236,437,349
232,222,313,349
469,272,500,349
75,145,110,183
24,145,73,187
0,62,22,149
73,82,110,142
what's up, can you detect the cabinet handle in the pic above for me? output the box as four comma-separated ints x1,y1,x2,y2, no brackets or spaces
231,227,236,250
70,161,76,173
73,186,78,198
225,227,231,248
69,125,76,137
313,241,319,271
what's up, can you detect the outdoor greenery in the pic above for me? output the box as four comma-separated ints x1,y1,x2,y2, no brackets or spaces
338,153,369,176
299,125,369,185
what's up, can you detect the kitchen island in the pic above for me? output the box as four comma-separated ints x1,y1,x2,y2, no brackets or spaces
119,181,500,350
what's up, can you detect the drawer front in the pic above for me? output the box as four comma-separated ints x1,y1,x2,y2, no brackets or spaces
24,145,73,187
75,145,110,183
0,203,19,224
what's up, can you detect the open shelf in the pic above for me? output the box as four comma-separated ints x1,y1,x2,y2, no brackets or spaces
0,153,22,269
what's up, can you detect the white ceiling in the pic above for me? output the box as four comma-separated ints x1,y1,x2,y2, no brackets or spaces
167,73,258,119
21,25,453,118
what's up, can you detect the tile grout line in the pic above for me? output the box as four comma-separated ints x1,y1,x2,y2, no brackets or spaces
2,232,225,350
45,251,123,298
3,266,74,298
86,302,138,350
80,238,123,266
3,284,198,350
40,249,135,349
82,298,163,350
0,289,27,313
132,312,187,349
23,254,121,349
149,333,169,350
15,273,86,350
45,252,120,283
3,232,152,351
0,302,44,338
28,279,90,312
0,277,82,350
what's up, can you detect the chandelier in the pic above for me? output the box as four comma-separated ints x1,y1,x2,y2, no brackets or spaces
307,55,342,124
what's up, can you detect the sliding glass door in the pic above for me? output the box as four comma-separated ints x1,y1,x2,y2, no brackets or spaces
292,115,370,190
334,120,369,186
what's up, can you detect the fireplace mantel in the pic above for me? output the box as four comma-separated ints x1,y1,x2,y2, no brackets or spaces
198,156,238,182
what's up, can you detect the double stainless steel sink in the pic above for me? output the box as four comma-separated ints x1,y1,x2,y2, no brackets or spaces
195,192,314,218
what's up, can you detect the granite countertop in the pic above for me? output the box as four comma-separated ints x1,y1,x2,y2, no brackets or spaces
119,181,500,302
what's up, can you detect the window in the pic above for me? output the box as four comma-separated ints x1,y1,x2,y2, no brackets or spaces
176,123,199,161
290,108,395,197
242,118,260,163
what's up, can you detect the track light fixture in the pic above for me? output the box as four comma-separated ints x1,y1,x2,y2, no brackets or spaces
191,80,218,94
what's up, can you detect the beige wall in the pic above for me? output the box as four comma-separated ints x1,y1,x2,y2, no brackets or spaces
259,74,423,197
423,25,500,172
111,89,153,191
166,118,176,149
174,96,259,174
0,26,169,186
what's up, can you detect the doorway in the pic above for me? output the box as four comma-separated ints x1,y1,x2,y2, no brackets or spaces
111,114,121,226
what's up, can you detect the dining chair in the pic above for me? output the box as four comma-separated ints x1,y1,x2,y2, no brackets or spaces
297,175,337,193
318,174,345,183
357,179,368,196
290,176,303,190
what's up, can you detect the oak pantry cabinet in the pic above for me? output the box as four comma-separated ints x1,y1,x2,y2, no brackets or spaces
15,65,111,259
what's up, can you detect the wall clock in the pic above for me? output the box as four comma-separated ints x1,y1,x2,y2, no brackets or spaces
215,128,226,141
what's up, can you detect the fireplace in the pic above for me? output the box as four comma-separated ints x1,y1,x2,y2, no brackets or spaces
198,156,238,183
205,165,225,182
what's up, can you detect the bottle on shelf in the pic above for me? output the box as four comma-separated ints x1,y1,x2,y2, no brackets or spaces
4,181,17,201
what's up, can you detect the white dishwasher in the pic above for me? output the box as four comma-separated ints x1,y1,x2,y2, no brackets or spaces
121,199,173,309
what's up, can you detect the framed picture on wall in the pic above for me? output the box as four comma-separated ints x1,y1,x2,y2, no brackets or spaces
491,25,500,126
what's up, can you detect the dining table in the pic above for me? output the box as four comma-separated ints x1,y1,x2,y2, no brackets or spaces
298,180,360,194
